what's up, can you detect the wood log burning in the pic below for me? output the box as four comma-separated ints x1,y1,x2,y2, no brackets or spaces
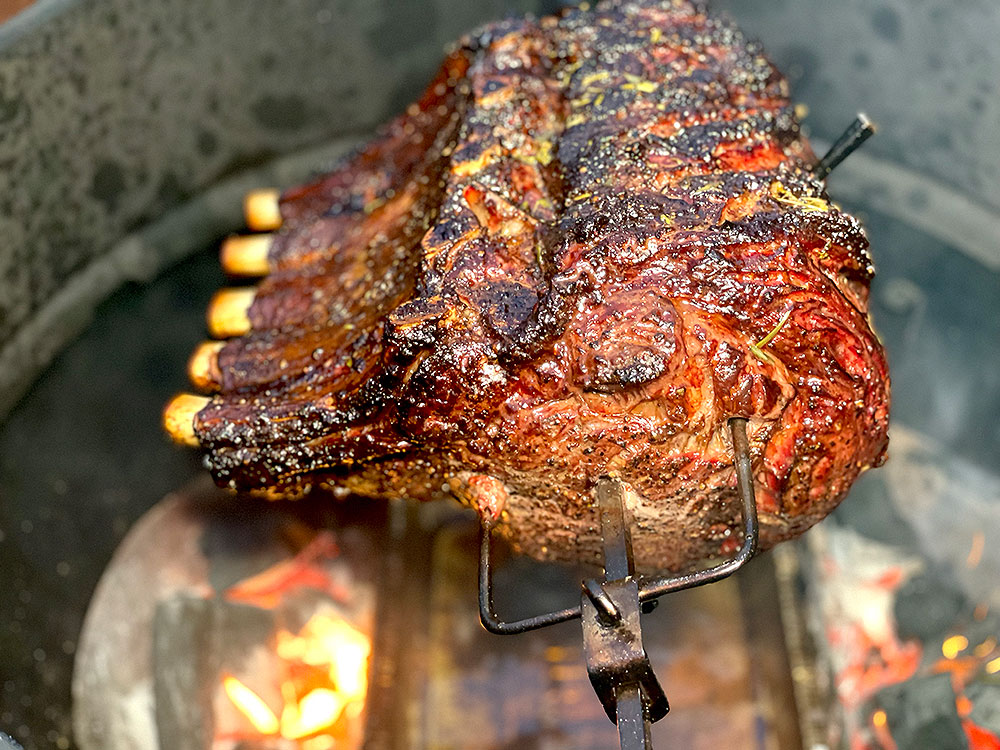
73,480,381,750
163,0,890,572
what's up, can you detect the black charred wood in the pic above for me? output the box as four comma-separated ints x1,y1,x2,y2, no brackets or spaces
153,596,276,750
892,569,967,643
875,672,968,750
153,597,215,750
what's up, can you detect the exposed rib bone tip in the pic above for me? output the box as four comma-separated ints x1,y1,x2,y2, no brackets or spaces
244,188,282,231
163,393,208,447
207,287,256,339
220,233,273,276
187,340,225,392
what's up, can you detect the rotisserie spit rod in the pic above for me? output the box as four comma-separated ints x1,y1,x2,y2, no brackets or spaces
479,417,759,748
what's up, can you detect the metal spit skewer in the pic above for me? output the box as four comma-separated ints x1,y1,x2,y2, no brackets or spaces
581,476,668,750
479,417,759,747
812,113,876,180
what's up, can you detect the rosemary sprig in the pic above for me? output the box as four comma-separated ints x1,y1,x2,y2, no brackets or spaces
769,181,829,213
749,309,792,364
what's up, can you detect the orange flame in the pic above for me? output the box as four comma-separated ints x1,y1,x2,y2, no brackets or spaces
282,688,347,739
223,676,279,735
225,532,348,609
224,613,371,742
942,635,970,660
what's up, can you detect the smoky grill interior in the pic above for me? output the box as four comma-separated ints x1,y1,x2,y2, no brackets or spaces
0,0,998,749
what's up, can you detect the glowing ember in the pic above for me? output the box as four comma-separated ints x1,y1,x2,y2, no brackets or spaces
276,614,371,702
804,432,1000,750
942,635,970,660
282,688,347,739
975,639,998,658
966,531,985,569
808,522,1000,750
223,614,371,744
223,676,279,735
225,532,348,609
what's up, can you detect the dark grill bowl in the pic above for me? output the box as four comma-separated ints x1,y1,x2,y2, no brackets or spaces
0,2,997,748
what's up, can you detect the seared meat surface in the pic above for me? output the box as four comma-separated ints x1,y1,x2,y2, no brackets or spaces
190,0,889,571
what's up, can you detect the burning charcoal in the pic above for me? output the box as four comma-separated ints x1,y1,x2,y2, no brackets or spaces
893,569,967,643
966,682,1000,737
876,672,968,750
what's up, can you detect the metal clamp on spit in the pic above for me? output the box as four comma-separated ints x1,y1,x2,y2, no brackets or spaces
478,417,759,749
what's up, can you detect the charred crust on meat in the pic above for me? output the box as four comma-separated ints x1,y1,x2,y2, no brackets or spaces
186,0,890,572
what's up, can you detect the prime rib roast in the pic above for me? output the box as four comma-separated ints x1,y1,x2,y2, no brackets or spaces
170,0,890,571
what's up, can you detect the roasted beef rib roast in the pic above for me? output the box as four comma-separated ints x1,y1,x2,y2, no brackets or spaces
166,0,890,571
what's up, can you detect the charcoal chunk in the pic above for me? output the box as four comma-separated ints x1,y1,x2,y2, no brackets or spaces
893,569,967,643
966,682,1000,737
876,672,968,750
